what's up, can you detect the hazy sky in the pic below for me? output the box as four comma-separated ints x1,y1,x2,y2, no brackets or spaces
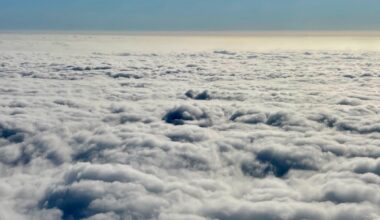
0,0,379,31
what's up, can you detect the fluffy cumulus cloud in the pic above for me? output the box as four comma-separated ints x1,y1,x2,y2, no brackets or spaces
0,34,380,220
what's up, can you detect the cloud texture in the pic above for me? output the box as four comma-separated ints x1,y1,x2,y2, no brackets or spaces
0,34,379,220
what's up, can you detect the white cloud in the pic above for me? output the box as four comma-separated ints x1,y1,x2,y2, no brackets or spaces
0,34,379,219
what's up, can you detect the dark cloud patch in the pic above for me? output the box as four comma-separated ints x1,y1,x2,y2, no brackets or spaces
214,50,237,56
8,100,27,108
242,147,318,178
106,72,143,79
241,160,271,178
230,110,307,130
0,122,26,144
309,112,380,134
335,122,380,134
117,52,131,56
3,134,71,166
54,100,81,108
70,66,92,71
40,186,97,220
265,112,291,127
345,158,380,176
230,110,268,125
39,163,167,220
309,113,337,128
185,90,211,100
119,114,153,124
337,98,361,106
163,105,211,127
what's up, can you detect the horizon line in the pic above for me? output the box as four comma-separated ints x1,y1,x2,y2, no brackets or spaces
2,30,380,37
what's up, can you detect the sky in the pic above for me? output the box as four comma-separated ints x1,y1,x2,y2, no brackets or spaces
0,0,379,31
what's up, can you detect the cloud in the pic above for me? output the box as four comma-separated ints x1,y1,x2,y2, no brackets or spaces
185,90,211,100
163,105,211,127
0,34,380,219
37,163,169,219
241,144,319,178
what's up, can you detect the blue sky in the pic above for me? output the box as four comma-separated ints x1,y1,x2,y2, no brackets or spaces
0,0,379,31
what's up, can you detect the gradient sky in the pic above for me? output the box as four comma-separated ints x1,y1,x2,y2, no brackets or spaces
0,0,379,31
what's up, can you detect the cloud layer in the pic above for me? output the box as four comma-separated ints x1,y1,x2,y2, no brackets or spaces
0,35,380,220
